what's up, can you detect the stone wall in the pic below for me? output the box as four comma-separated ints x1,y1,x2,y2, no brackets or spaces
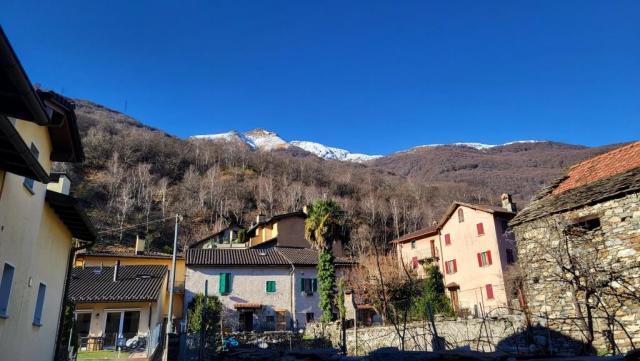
512,192,640,353
305,315,587,356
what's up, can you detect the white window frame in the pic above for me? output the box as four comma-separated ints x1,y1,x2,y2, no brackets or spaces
101,308,142,339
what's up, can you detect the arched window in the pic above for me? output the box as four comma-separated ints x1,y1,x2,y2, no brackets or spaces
457,208,464,223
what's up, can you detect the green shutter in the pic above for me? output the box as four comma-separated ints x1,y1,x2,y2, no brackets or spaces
266,281,276,293
312,278,317,292
300,277,305,292
219,273,226,294
225,273,232,293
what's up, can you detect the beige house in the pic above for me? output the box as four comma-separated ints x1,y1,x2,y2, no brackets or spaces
0,27,96,361
69,264,167,358
74,236,186,328
185,247,354,332
392,195,517,316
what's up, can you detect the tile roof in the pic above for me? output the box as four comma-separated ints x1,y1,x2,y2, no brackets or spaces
83,250,183,260
552,141,640,195
186,247,354,267
390,226,438,244
437,202,515,228
247,211,306,235
46,190,97,242
68,265,167,303
511,167,640,226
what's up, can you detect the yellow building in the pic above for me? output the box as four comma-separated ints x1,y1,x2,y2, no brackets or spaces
74,237,186,326
0,27,96,361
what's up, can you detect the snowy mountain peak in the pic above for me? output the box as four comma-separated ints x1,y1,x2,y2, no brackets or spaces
413,140,546,151
191,129,378,162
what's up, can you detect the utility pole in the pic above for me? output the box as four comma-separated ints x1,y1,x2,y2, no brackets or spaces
163,214,180,361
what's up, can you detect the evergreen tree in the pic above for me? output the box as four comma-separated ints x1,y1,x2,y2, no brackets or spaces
305,199,344,322
414,265,453,317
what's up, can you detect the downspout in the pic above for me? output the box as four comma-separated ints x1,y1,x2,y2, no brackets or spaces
53,238,96,361
276,248,296,330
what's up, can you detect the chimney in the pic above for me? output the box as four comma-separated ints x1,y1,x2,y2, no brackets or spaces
135,235,146,255
113,260,120,282
256,214,266,224
47,173,71,195
501,193,517,213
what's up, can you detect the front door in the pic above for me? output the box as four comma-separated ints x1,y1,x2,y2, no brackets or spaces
449,289,460,313
275,311,287,331
240,311,253,332
103,310,141,348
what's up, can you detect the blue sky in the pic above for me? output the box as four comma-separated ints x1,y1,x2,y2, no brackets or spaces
2,1,638,155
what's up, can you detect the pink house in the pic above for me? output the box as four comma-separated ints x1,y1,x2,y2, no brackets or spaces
392,194,517,316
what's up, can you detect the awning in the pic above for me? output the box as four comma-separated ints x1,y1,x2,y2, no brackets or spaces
234,303,262,310
0,116,49,182
445,282,460,290
45,190,97,242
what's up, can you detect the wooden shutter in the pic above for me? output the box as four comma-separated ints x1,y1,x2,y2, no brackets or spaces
312,278,318,292
453,259,457,273
445,262,450,274
486,284,494,299
477,253,482,267
486,251,492,265
300,278,305,292
476,223,484,235
411,256,418,269
444,234,451,245
219,273,227,294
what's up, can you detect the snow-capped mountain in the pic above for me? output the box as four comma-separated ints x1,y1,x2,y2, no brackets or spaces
192,129,546,162
290,141,381,162
192,129,380,162
413,140,544,151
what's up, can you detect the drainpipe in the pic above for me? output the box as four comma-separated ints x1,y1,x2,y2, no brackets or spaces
53,237,96,361
276,248,296,330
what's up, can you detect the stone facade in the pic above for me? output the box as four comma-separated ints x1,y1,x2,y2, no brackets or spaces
305,316,586,356
512,192,640,353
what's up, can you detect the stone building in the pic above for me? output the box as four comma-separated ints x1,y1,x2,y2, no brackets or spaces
510,141,640,353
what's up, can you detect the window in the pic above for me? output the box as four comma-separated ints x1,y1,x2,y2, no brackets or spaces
444,233,451,245
411,256,419,269
411,240,416,249
567,215,601,234
33,283,46,326
476,222,485,236
457,208,464,222
266,315,275,324
477,251,493,267
445,259,457,274
75,312,92,339
485,284,494,299
306,312,315,322
23,143,39,194
0,263,15,317
301,278,317,295
266,280,276,293
506,249,515,264
219,273,232,294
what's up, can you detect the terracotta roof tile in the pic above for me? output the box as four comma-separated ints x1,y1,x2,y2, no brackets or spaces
186,247,354,266
553,141,640,194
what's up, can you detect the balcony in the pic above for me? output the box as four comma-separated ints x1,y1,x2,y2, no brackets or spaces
418,247,439,263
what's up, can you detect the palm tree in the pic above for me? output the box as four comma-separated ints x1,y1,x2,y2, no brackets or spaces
305,199,343,322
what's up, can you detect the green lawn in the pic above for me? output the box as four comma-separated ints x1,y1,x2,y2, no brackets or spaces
77,350,132,360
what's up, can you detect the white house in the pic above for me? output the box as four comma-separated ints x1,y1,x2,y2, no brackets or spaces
185,247,353,332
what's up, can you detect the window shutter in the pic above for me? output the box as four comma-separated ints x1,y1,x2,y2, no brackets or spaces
444,262,449,274
477,223,484,235
453,259,457,273
219,273,226,294
444,234,451,245
312,278,318,292
486,251,492,265
411,256,418,269
486,284,494,299
477,253,482,267
265,281,269,292
300,278,305,292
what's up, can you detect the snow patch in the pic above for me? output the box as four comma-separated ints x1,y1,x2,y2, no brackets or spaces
291,141,381,163
414,140,546,151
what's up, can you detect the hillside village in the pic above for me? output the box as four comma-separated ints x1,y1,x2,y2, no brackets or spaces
1,25,639,361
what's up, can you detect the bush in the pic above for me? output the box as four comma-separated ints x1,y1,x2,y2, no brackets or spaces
187,294,222,334
413,265,453,318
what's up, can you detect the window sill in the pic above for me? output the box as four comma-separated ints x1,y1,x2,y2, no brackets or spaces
0,313,8,319
23,183,35,195
33,321,43,327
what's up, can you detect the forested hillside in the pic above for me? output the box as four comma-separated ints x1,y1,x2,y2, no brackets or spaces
61,99,617,254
